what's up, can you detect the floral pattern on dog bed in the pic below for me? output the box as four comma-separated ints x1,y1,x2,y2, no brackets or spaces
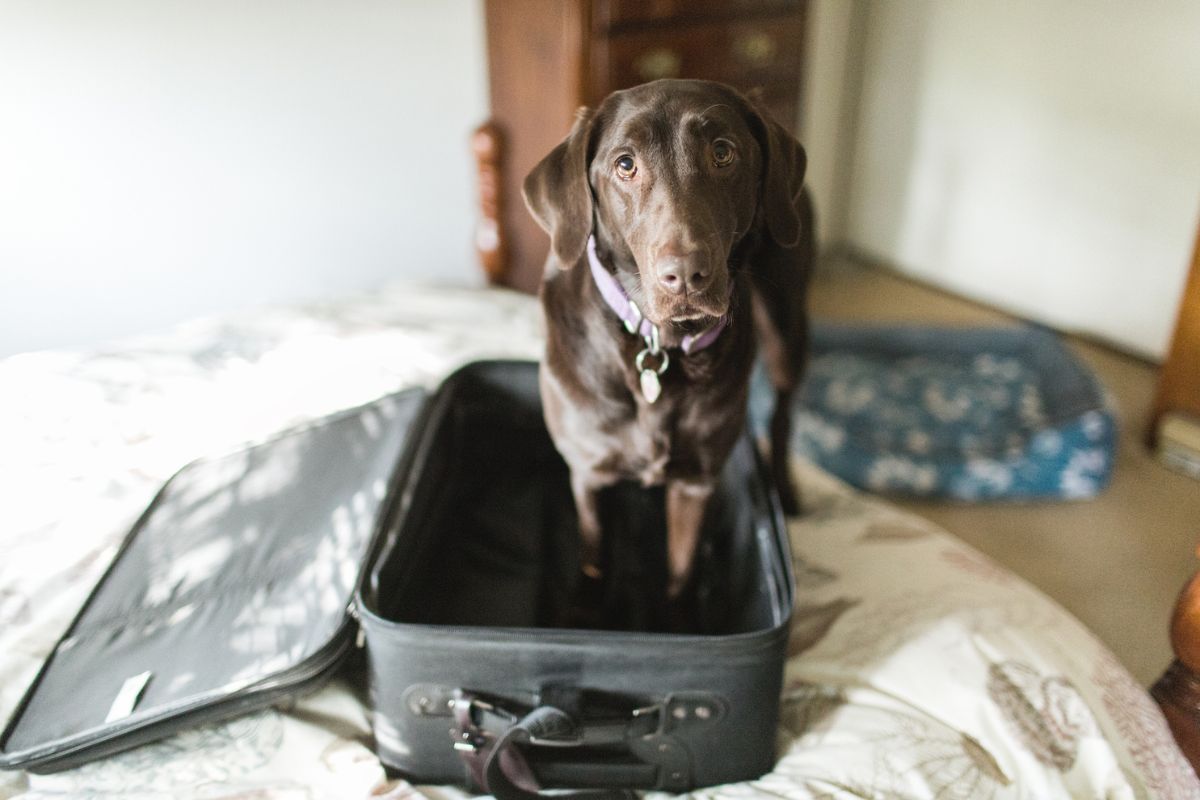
761,325,1118,501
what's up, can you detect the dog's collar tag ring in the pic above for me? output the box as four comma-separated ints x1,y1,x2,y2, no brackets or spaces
636,330,668,403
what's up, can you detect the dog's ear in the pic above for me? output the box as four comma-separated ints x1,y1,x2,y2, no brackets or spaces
522,107,597,268
746,97,807,249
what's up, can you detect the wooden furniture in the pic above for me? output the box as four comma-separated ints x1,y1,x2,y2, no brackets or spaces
1150,219,1200,443
476,0,809,293
1154,562,1200,777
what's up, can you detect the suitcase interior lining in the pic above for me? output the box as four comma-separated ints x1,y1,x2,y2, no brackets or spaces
367,363,781,636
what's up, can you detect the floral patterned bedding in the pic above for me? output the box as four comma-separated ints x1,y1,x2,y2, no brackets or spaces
0,284,1194,800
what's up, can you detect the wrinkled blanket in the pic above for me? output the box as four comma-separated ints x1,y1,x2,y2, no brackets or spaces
0,284,1194,799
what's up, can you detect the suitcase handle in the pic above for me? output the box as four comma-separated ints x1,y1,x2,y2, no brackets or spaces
484,705,636,800
451,689,700,797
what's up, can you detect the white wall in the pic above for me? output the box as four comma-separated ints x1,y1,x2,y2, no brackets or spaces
800,0,867,250
842,0,1200,359
7,2,1195,360
0,1,488,357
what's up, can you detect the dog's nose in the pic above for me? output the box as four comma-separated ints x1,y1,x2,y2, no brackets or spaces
655,252,712,295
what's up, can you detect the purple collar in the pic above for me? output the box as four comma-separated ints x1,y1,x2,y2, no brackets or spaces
586,236,727,355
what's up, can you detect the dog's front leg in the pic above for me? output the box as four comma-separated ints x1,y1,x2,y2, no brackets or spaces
751,286,804,516
570,472,606,579
666,480,715,598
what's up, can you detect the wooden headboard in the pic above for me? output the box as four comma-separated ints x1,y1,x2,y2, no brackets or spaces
1153,567,1200,776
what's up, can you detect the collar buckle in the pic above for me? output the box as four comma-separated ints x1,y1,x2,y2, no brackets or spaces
624,300,643,335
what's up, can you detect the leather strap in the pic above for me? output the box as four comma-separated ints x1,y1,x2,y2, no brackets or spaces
451,691,665,799
483,706,635,800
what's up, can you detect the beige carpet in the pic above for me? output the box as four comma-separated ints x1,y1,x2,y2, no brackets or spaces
806,252,1200,686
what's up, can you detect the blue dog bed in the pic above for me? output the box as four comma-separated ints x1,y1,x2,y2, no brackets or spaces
753,324,1117,501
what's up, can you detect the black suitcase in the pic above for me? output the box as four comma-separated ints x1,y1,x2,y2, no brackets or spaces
0,361,794,794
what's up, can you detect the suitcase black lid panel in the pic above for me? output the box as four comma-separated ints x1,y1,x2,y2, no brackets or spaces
0,389,426,771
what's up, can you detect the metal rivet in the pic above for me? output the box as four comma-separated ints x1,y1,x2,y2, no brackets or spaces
671,771,682,780
672,706,687,719
658,743,670,753
695,705,711,720
417,696,431,709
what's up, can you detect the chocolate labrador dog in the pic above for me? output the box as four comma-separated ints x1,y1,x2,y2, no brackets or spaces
524,79,814,601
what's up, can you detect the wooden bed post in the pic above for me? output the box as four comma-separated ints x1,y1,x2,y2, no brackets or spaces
1152,559,1200,777
472,121,508,286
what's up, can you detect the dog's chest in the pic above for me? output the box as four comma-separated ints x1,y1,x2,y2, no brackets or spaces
594,364,731,486
611,399,673,486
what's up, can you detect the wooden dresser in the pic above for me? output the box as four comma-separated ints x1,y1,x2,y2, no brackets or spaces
1151,219,1200,444
475,0,809,293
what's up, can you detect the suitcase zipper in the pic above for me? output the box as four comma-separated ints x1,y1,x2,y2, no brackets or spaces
348,601,366,649
5,619,358,771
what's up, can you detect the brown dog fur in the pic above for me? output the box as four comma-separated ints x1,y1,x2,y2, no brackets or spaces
523,79,814,600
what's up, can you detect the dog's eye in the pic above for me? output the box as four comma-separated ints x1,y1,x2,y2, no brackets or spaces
614,155,637,180
712,140,736,168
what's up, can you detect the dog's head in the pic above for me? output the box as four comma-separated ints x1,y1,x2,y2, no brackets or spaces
523,79,806,327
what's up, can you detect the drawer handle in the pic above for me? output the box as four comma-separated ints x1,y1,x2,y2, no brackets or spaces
734,31,778,69
635,48,682,81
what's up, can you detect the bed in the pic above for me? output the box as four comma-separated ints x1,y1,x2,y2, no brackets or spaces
0,282,1197,799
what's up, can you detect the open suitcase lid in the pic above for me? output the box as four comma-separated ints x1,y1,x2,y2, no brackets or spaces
0,388,428,774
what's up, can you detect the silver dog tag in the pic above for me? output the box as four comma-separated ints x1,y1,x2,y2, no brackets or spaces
640,369,662,403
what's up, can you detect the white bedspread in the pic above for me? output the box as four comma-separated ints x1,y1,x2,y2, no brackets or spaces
0,284,1194,800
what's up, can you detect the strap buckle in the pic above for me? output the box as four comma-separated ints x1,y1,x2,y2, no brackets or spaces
631,701,664,728
450,694,517,753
